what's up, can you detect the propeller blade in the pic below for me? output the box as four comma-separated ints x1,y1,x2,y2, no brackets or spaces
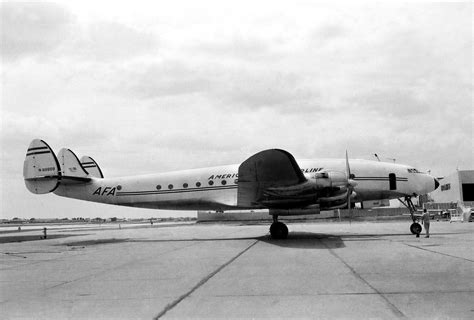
345,150,353,224
345,150,351,179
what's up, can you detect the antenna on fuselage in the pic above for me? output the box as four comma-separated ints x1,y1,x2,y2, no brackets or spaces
374,154,380,161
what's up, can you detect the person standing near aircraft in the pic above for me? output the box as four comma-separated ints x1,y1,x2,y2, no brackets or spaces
421,209,430,238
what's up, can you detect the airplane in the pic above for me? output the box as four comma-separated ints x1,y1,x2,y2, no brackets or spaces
23,139,440,239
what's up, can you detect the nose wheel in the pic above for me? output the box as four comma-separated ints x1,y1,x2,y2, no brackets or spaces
270,215,288,239
410,222,422,235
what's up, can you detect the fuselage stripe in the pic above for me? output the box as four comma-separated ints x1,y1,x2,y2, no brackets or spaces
354,177,408,181
116,185,238,196
115,176,409,197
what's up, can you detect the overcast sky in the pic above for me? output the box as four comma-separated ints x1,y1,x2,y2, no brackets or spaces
1,0,472,219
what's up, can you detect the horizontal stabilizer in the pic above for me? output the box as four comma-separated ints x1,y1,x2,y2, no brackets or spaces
80,156,104,178
23,139,61,194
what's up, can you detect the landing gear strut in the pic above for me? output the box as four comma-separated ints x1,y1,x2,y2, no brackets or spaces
270,215,288,239
398,196,422,235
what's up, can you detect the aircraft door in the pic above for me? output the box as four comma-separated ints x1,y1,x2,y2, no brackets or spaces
389,173,397,190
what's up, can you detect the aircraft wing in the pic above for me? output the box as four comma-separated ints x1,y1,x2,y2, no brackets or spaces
237,149,314,208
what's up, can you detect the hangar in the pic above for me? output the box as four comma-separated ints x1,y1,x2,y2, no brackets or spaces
430,170,474,204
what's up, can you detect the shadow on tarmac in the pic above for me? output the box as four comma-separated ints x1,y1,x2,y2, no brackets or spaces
61,232,346,249
0,234,87,244
260,232,345,249
58,229,470,249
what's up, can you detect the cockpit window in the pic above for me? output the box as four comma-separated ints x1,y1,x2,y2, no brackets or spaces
407,168,421,173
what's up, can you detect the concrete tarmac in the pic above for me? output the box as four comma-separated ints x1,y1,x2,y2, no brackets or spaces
1,221,473,319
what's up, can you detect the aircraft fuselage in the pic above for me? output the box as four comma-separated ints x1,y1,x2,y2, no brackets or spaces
53,158,437,211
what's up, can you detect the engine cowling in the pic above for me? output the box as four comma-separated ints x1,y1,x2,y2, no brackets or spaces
307,171,356,210
306,171,348,189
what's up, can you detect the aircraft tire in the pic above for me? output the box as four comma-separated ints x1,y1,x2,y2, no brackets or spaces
410,222,422,235
270,222,288,239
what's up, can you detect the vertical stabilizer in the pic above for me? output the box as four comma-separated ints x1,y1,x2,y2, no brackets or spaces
23,139,60,194
57,148,89,178
80,156,104,178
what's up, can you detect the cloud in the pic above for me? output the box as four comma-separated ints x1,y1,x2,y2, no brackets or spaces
0,2,74,60
193,36,272,60
1,2,159,63
311,24,348,46
122,61,211,99
70,21,159,61
211,68,322,111
116,59,323,113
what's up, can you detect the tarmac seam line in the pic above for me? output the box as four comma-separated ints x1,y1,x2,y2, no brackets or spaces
154,239,259,320
321,239,407,319
209,289,474,297
47,242,201,290
402,243,474,262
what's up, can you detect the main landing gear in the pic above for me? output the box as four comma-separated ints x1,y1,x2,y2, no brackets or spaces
270,215,288,239
399,196,422,235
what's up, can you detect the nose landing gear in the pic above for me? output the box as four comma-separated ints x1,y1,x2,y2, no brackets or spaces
399,196,422,235
270,215,288,239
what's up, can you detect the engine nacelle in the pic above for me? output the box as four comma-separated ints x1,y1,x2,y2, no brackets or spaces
260,170,354,209
307,171,348,189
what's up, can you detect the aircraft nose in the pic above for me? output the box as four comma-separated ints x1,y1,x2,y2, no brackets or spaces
434,178,440,190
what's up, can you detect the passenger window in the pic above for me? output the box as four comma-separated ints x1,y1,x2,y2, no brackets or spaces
209,180,214,186
196,182,201,187
156,185,161,190
222,180,227,185
168,184,173,189
183,183,188,188
234,179,238,184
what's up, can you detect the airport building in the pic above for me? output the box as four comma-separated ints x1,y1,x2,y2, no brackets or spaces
430,170,474,204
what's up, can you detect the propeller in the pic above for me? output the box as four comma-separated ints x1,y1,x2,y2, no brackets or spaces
345,151,354,224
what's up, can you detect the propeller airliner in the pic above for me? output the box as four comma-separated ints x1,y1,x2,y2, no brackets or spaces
23,139,439,239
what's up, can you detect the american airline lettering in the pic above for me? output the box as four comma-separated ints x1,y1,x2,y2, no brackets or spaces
207,168,323,181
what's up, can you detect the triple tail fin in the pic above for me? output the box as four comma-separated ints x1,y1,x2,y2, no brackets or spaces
23,139,61,194
80,156,104,178
23,139,102,194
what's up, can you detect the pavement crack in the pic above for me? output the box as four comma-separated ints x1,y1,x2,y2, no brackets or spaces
2,252,27,258
321,239,407,319
154,239,259,320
